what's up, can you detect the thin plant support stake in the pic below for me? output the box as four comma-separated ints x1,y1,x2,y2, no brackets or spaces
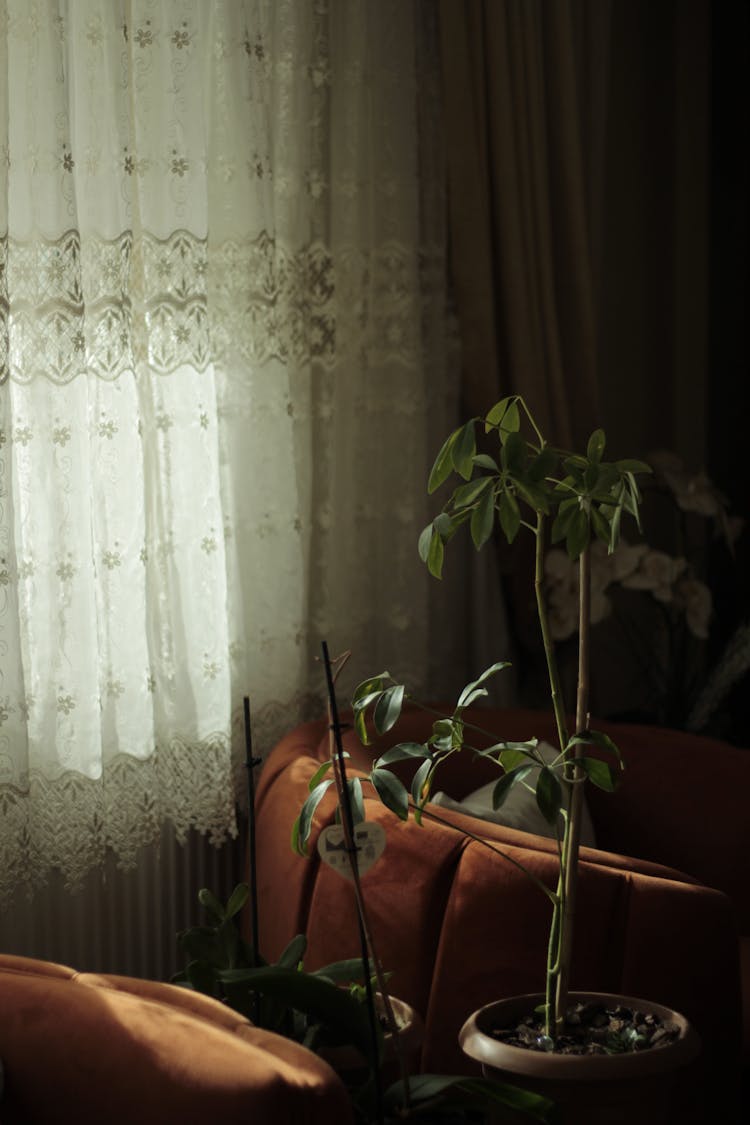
321,642,411,1123
243,696,262,1022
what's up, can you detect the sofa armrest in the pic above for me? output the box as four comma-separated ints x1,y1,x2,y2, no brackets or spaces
330,703,750,934
582,719,750,933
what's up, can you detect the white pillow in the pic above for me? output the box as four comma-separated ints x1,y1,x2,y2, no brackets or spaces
430,740,597,848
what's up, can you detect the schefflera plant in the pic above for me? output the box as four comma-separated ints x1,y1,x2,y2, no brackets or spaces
351,396,651,1040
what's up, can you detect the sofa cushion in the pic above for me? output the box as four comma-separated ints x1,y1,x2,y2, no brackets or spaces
0,954,352,1125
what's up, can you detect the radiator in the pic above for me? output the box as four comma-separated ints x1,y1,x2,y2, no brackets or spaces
0,823,247,983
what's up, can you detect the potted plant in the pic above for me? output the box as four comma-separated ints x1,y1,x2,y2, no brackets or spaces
297,396,701,1124
291,647,558,1124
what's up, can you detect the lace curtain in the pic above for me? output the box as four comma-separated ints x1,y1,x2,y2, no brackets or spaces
0,0,459,902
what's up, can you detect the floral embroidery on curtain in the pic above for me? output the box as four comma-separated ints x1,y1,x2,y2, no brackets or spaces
0,0,459,903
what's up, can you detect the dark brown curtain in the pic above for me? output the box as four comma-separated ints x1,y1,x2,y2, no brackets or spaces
438,0,710,465
438,0,608,448
438,0,714,711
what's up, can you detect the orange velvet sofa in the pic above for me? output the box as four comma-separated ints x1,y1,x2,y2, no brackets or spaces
254,705,749,1125
0,953,353,1124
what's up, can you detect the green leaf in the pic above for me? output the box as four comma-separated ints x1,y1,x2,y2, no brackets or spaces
430,718,455,752
609,497,623,546
178,926,223,967
584,462,600,492
625,473,644,530
499,399,521,438
225,883,249,920
535,767,562,826
456,662,511,710
294,778,335,855
492,765,534,809
615,459,652,475
373,683,405,734
184,959,218,996
219,967,378,1062
498,747,530,771
428,428,460,494
427,529,444,578
217,919,240,972
567,729,622,762
587,429,606,463
352,675,391,706
565,507,590,559
513,477,550,515
497,489,521,543
375,742,430,767
347,777,365,824
471,485,496,550
433,511,455,539
473,452,499,471
354,706,370,746
290,814,302,857
551,496,580,544
276,933,307,970
527,445,558,483
594,464,620,494
383,1073,556,1122
622,487,639,518
493,738,539,752
411,757,432,805
500,429,525,472
453,476,493,509
578,757,619,792
312,958,373,984
590,504,612,546
451,421,477,480
417,522,434,563
371,768,409,820
485,396,513,430
307,758,335,792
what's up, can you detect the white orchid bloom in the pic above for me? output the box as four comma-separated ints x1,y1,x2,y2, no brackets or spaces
610,540,649,582
676,577,712,640
620,550,686,603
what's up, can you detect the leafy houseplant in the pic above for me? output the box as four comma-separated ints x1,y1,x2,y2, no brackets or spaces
350,395,653,1038
290,391,701,1120
174,883,381,1059
323,396,706,1116
290,647,558,1124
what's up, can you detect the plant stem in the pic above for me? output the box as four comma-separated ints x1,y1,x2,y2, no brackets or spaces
554,542,591,1029
534,515,570,753
533,514,570,1035
322,644,409,1117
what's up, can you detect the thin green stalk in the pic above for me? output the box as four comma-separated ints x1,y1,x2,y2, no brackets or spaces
554,542,591,1029
533,513,572,1035
534,514,570,753
324,646,408,1118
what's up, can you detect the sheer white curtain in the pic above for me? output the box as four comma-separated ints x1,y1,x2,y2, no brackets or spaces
0,0,460,903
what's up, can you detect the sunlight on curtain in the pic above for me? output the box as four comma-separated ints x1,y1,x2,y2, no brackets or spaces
0,0,459,902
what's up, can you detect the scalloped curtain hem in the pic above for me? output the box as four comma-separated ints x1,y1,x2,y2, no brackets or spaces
0,732,238,906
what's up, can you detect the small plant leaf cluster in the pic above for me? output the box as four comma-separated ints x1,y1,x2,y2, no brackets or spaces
174,883,379,1057
351,672,622,833
180,891,557,1122
419,396,649,577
